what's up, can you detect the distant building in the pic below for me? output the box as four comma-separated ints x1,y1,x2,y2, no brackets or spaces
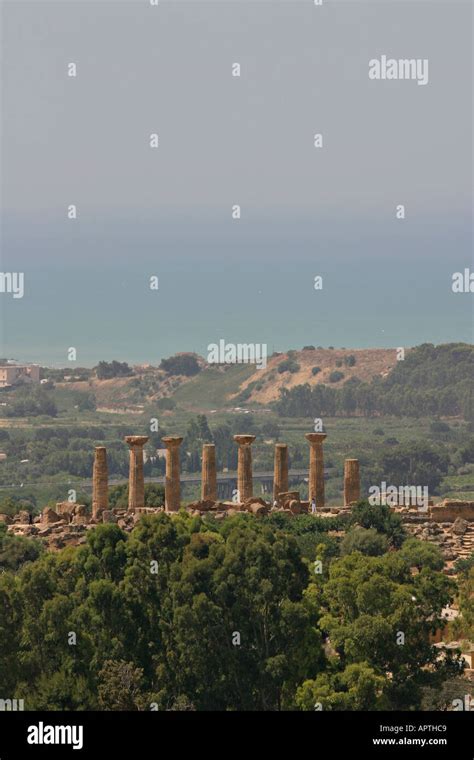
0,364,40,388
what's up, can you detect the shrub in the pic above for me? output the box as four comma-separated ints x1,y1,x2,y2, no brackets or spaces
156,397,176,410
430,421,450,434
278,359,300,374
340,527,389,557
95,361,133,380
160,355,201,377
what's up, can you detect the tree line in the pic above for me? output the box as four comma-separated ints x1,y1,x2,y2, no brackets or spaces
275,343,473,420
0,502,469,711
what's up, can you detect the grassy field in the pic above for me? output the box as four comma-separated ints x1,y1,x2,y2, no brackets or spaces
171,364,255,410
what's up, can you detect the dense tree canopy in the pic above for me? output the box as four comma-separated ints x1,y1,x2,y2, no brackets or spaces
0,510,465,711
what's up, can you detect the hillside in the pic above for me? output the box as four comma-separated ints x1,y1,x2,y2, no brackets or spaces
275,343,474,420
55,353,208,412
44,343,473,417
53,348,398,413
232,348,398,405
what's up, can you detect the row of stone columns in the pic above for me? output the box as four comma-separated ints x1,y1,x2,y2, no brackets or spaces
92,433,361,518
92,435,183,517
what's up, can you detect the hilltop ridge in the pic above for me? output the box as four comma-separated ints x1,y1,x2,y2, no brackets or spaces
54,347,400,412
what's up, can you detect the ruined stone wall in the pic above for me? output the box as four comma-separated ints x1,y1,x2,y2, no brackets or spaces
429,501,474,522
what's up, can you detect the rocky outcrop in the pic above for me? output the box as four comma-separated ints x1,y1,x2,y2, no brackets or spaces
42,507,62,525
404,517,474,573
55,502,89,524
452,517,469,536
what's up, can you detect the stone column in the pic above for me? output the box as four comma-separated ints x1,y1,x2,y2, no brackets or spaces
233,435,256,502
201,443,217,502
162,436,183,512
305,433,327,509
92,446,108,519
344,458,360,506
273,444,288,504
125,436,149,511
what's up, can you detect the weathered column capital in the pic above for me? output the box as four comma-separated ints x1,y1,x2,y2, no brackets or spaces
125,435,150,448
305,433,327,447
233,435,256,446
162,436,184,448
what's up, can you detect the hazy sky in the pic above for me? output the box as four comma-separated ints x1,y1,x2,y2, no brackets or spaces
1,0,472,365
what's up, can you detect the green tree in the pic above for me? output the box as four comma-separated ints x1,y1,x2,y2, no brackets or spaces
98,660,148,710
340,528,389,557
166,518,322,710
95,361,133,380
398,538,444,572
319,551,458,709
349,501,406,549
0,523,43,571
160,355,200,377
375,442,449,495
296,662,385,711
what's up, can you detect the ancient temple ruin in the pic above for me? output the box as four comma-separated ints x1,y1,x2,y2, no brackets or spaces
3,430,474,571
